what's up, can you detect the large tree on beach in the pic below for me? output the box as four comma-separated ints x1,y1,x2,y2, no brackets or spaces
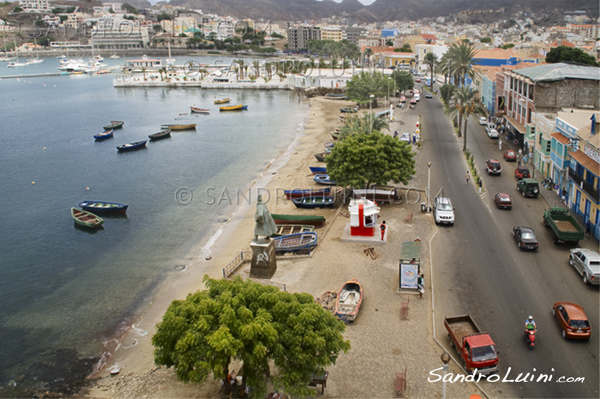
326,132,415,188
152,276,350,399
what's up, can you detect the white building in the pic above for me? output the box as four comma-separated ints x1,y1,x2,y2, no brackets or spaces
19,0,49,11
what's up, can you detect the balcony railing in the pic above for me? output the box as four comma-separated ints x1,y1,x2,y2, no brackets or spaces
568,169,599,202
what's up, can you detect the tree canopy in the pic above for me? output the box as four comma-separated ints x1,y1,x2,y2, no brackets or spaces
152,276,350,399
306,39,360,60
326,132,415,188
338,113,389,140
391,70,414,94
546,45,599,67
345,71,389,105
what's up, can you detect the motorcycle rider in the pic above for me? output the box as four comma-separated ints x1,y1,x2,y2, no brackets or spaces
525,315,537,332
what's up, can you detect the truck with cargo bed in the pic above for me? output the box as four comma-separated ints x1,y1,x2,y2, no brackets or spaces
542,207,584,245
444,314,499,375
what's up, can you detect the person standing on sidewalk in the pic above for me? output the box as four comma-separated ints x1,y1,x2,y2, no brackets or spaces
417,273,425,299
585,220,591,237
380,220,387,240
465,171,470,185
499,139,502,151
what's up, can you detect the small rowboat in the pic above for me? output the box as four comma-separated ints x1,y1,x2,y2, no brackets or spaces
219,104,248,111
103,120,124,130
334,279,363,323
292,196,335,209
271,224,315,237
71,208,103,228
352,188,400,204
117,140,147,152
314,152,329,162
148,129,171,141
340,107,358,113
271,214,326,227
330,131,341,140
324,142,335,149
160,123,196,130
325,93,348,100
214,98,231,104
309,166,327,175
272,232,318,253
190,106,210,114
78,200,128,214
314,174,336,185
94,129,114,141
284,188,331,199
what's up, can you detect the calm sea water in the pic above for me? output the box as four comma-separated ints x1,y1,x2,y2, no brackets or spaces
0,56,308,392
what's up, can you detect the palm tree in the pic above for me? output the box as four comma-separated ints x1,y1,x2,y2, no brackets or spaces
363,48,373,66
446,42,477,87
423,52,438,90
445,86,483,151
252,60,260,78
235,59,245,80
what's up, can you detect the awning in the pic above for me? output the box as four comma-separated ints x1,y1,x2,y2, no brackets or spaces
568,149,599,177
551,132,571,145
504,115,526,134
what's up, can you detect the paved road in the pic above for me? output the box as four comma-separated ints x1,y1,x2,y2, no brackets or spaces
418,93,599,399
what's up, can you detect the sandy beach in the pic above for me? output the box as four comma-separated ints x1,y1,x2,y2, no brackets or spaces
86,97,484,399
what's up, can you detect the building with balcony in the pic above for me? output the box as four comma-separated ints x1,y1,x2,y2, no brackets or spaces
18,0,49,11
91,23,150,50
287,26,321,51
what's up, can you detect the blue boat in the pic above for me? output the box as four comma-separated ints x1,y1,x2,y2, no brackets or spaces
117,140,147,152
292,196,335,209
314,174,336,185
79,200,128,214
309,166,327,175
272,232,318,253
94,129,114,141
284,188,331,199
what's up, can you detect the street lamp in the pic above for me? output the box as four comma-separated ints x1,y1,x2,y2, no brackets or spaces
369,94,375,134
441,352,451,399
427,162,432,212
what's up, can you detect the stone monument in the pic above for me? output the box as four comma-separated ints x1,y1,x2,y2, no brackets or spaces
249,194,277,278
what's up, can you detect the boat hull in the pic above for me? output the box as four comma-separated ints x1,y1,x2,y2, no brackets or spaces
190,107,210,114
284,188,331,199
117,140,147,152
219,104,248,111
79,201,128,214
292,196,335,209
313,174,336,185
214,98,231,104
334,279,363,323
272,232,318,253
271,224,315,237
94,129,114,141
149,129,171,141
309,166,328,175
161,124,196,130
271,214,326,227
71,207,103,228
104,121,124,130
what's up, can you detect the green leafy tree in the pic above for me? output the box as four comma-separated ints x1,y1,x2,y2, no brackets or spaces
391,70,413,94
439,83,455,106
501,43,515,50
338,113,389,140
480,37,492,44
394,43,412,53
345,71,388,106
546,45,599,66
122,3,138,14
157,13,171,22
326,132,415,188
423,52,438,90
153,276,350,399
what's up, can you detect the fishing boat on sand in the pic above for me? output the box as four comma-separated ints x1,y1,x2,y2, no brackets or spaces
284,188,331,199
340,107,358,113
270,214,326,227
352,188,400,204
272,232,318,253
309,166,327,175
116,140,147,152
214,98,231,104
271,224,315,237
292,196,335,209
331,131,341,140
160,123,196,130
78,201,128,214
334,279,363,323
190,106,210,114
313,174,336,185
219,104,248,111
325,93,348,100
148,129,171,141
94,129,114,141
314,152,329,162
71,208,103,228
103,121,124,130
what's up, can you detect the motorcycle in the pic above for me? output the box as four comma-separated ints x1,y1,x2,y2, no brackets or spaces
524,328,536,350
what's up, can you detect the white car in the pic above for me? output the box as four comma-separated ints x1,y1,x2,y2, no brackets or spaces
479,117,488,125
399,133,411,143
433,196,455,226
569,248,600,285
487,128,499,139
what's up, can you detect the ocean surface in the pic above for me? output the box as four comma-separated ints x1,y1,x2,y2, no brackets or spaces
0,55,308,393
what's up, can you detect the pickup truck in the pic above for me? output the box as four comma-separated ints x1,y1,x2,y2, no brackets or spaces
542,207,585,245
444,314,499,375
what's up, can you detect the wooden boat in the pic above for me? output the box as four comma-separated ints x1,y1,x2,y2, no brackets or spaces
292,196,335,209
324,142,335,149
78,200,128,214
103,121,124,130
271,224,315,237
161,123,196,130
314,152,329,162
284,188,331,199
219,104,248,111
71,208,103,228
352,188,400,204
116,140,147,152
309,166,327,175
190,106,210,114
94,129,114,141
334,279,363,323
330,131,341,140
148,129,171,141
214,98,231,104
272,232,318,253
325,93,348,100
313,174,336,185
340,107,358,113
271,214,326,227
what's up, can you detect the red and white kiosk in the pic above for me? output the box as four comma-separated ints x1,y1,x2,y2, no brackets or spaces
342,197,387,243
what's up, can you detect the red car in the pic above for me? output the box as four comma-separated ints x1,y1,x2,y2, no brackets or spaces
415,78,421,83
494,192,512,210
552,302,592,340
503,150,517,162
486,159,502,175
514,167,530,179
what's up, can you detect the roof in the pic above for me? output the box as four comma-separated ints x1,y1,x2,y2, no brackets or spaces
420,33,438,41
569,149,599,175
474,48,518,60
514,63,600,83
466,333,495,348
549,40,576,48
551,132,571,145
557,302,588,320
574,123,600,149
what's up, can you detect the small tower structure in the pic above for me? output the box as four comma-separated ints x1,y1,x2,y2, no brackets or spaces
348,197,380,237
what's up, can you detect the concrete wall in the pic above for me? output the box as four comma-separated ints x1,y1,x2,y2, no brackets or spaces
535,79,600,112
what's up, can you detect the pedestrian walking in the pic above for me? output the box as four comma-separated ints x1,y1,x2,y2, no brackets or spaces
412,133,416,144
417,273,425,299
380,220,387,240
393,130,398,138
465,171,470,185
478,179,482,193
498,139,502,151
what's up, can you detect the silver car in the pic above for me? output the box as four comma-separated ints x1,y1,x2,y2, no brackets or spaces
569,248,600,285
433,197,455,226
